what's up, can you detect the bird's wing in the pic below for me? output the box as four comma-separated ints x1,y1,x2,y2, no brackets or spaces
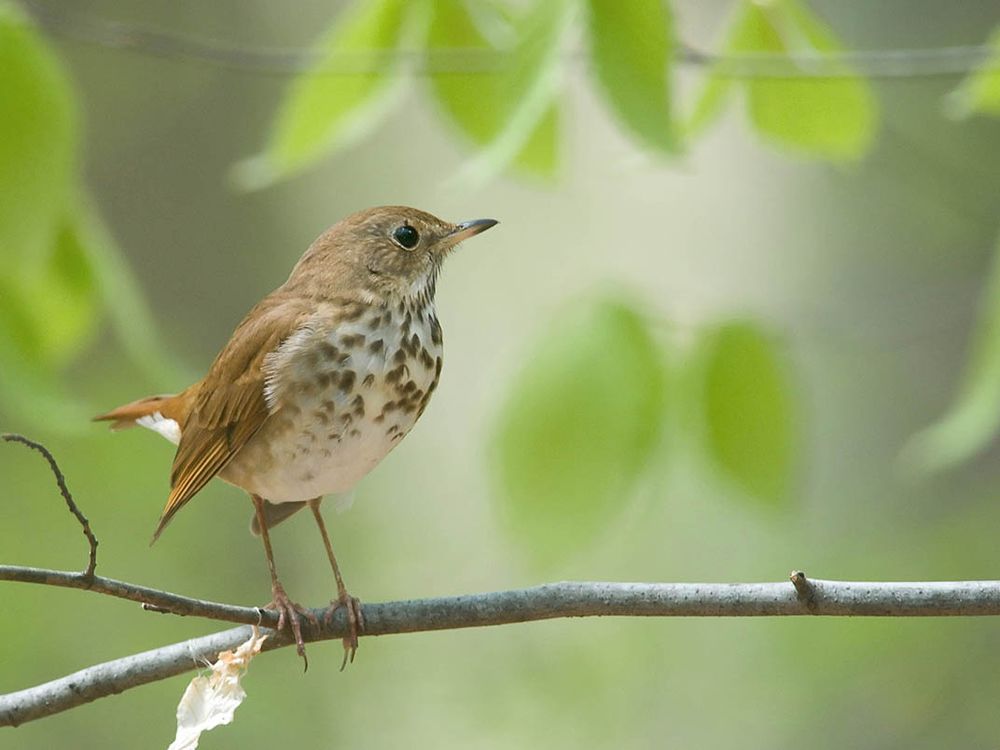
152,295,313,541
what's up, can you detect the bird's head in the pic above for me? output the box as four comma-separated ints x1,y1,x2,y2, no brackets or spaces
288,206,498,305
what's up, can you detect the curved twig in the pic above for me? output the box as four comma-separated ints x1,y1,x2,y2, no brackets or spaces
2,433,98,577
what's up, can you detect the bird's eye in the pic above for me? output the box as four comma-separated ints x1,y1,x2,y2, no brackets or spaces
392,224,420,250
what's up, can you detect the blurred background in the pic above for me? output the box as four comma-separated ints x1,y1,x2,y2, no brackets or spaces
2,0,1000,747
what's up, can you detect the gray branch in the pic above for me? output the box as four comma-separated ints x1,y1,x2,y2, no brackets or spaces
4,575,1000,727
6,435,1000,728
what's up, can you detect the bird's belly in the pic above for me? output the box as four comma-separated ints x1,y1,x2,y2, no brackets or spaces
242,403,421,501
221,308,443,503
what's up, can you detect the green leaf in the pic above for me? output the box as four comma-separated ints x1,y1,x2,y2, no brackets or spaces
899,232,1000,475
585,0,677,154
699,322,796,508
0,2,77,267
946,26,1000,118
71,192,191,384
428,0,570,181
687,0,877,160
234,0,418,189
26,216,100,365
491,294,667,566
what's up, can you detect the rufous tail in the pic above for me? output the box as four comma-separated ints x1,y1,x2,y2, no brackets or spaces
93,393,186,430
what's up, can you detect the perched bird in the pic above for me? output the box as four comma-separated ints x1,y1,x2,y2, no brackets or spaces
96,206,497,666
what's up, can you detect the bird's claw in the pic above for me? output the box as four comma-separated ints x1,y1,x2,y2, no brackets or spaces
267,582,319,670
323,593,364,670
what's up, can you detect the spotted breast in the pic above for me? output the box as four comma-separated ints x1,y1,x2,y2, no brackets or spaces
219,297,443,503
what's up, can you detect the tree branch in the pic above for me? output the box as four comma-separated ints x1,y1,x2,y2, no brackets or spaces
6,435,1000,728
5,574,1000,727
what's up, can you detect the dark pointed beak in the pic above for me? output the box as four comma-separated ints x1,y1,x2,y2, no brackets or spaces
448,218,498,244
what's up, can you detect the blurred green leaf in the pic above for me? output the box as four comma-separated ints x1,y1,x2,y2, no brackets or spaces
900,232,1000,475
946,27,1000,118
71,192,191,385
0,210,100,429
428,0,562,177
26,216,99,365
687,0,877,160
234,0,419,189
492,294,667,566
0,1,76,268
585,0,677,154
699,322,796,508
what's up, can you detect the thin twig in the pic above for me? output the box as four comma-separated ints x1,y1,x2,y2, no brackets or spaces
0,565,278,626
2,433,98,578
5,576,1000,726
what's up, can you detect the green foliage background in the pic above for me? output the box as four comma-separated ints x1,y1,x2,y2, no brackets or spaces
2,0,1000,747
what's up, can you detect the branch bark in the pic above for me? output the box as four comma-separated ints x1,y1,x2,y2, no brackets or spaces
6,434,1000,729
5,574,1000,727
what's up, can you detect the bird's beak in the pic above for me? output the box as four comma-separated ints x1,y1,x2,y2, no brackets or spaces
448,218,498,245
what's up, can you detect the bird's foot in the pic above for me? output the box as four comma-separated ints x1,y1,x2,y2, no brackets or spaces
267,581,320,670
323,592,365,670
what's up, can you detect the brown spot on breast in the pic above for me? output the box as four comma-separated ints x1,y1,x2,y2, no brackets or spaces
368,338,384,354
338,370,356,393
339,413,354,427
337,302,366,323
351,394,365,417
419,349,434,370
319,341,340,361
393,348,407,364
430,316,443,346
340,333,365,348
362,373,375,387
385,364,410,385
316,371,334,389
348,428,361,438
435,357,443,377
292,380,318,398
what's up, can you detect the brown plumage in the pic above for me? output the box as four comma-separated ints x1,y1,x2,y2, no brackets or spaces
95,205,497,667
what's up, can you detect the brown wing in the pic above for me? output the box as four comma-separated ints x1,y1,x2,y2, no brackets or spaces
151,294,313,542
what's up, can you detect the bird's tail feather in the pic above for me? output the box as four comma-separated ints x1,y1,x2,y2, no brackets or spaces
93,393,184,430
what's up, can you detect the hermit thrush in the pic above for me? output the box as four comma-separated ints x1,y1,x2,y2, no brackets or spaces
95,206,497,666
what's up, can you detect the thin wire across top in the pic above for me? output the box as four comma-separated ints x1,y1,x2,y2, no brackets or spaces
22,1,1000,80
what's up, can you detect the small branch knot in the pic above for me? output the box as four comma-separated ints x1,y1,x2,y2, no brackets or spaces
789,570,817,611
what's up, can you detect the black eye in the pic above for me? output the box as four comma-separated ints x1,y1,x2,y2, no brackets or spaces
392,224,419,250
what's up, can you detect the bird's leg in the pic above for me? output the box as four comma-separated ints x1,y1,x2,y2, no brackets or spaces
308,498,364,670
251,494,318,668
